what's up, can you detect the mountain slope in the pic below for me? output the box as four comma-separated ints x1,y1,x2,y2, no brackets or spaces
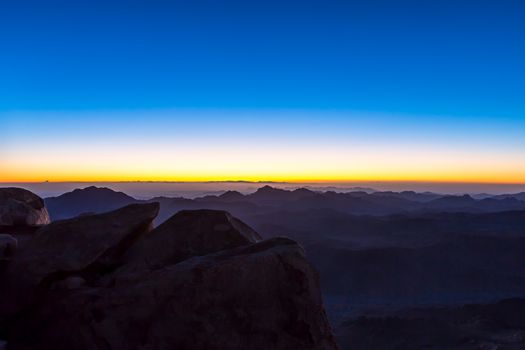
45,186,138,220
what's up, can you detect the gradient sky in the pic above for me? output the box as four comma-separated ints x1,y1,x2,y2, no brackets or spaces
1,0,524,184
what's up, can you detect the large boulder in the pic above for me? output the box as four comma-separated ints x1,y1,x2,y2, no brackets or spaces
0,203,159,319
9,238,338,350
125,209,262,269
1,209,338,350
0,188,50,226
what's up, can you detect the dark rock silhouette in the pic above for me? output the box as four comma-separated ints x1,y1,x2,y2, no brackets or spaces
19,237,337,350
218,190,246,201
43,186,525,226
249,185,291,200
124,209,262,270
0,203,160,320
0,188,50,226
0,190,338,350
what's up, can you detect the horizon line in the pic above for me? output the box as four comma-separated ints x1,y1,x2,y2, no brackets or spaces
1,180,525,186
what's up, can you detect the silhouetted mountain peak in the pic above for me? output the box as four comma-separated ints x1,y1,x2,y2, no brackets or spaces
44,187,137,220
219,190,245,201
433,194,474,203
293,188,315,195
256,185,283,193
249,185,289,198
248,186,320,202
67,186,134,199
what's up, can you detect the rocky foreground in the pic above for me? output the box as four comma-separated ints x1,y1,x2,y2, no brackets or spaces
0,188,338,350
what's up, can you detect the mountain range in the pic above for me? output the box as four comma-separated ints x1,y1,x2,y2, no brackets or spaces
42,185,525,348
44,185,525,224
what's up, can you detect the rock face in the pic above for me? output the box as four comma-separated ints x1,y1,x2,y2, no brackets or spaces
0,203,160,319
0,203,338,349
0,188,50,226
125,209,262,269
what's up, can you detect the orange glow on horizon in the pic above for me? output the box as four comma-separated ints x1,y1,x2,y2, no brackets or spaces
2,141,524,185
1,170,524,185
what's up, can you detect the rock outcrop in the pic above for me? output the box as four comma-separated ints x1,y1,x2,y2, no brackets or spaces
0,203,160,320
124,209,262,269
0,195,338,349
0,188,50,226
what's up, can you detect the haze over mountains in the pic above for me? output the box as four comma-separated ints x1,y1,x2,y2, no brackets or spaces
4,181,525,199
45,185,525,224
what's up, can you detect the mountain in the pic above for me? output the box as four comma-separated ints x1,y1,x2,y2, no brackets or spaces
309,235,525,302
337,298,525,350
218,190,245,201
472,192,525,201
44,186,525,224
45,186,137,220
420,194,525,213
492,192,525,201
150,195,261,224
247,185,318,203
370,190,442,202
244,209,525,247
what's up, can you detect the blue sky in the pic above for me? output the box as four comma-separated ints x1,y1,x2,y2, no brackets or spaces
0,0,524,183
1,0,524,115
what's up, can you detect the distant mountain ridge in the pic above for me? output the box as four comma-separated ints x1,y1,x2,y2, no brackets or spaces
44,185,525,224
45,186,137,220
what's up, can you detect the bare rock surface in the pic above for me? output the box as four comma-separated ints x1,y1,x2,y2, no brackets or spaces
0,194,338,350
125,209,262,269
14,238,338,350
0,203,159,319
0,188,50,226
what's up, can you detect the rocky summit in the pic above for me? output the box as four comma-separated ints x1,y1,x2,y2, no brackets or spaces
0,188,338,350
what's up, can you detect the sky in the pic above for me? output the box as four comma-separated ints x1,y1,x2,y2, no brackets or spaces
1,0,524,186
